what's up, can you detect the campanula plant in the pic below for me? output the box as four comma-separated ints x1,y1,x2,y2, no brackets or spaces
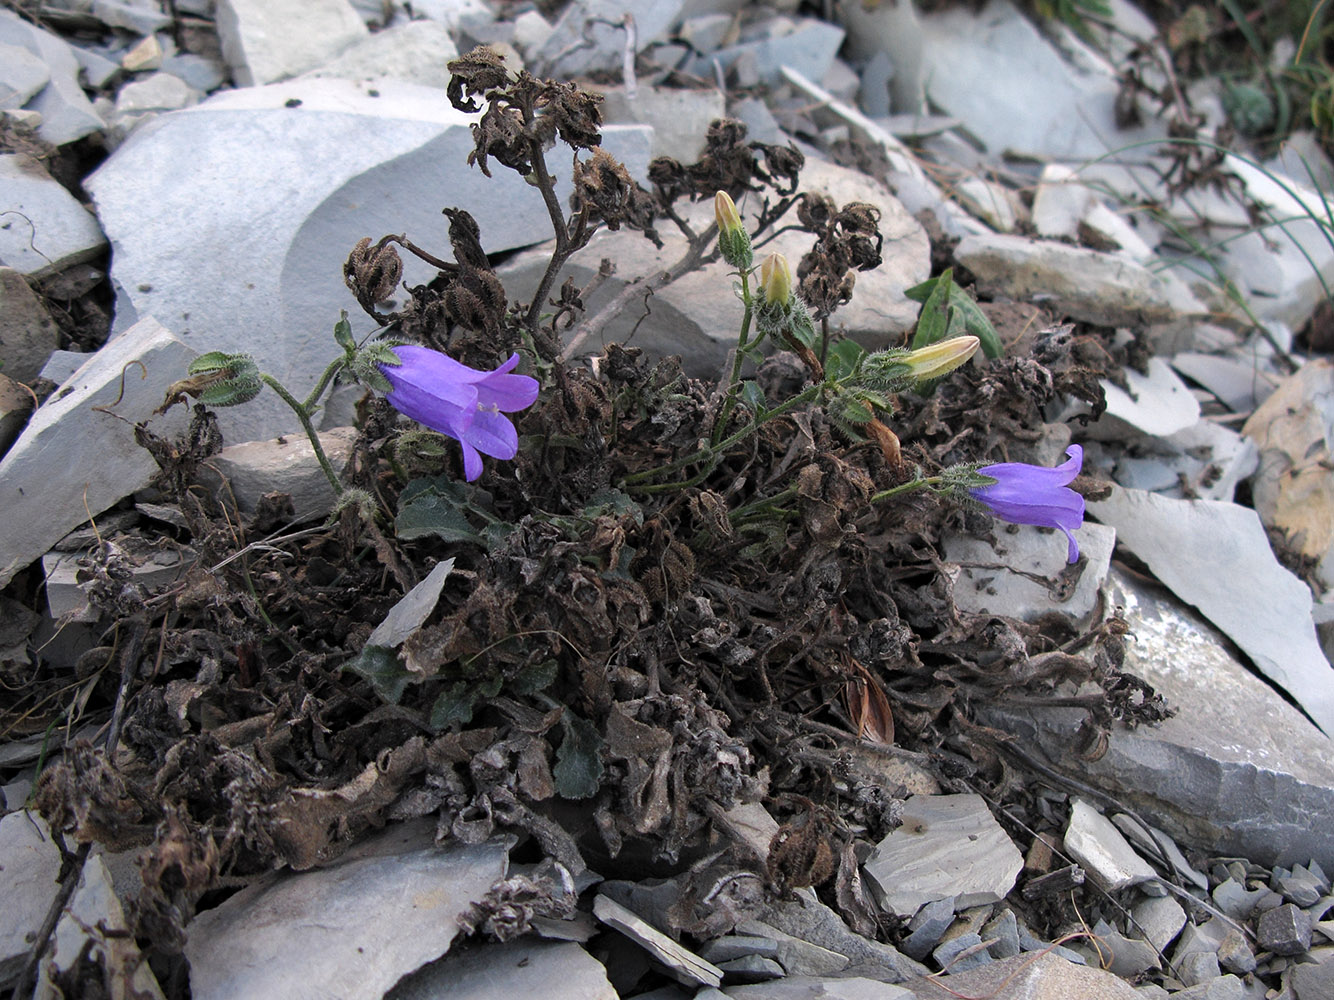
970,445,1086,564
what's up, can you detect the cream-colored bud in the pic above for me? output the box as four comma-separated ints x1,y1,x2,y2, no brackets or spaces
903,336,980,382
760,252,793,307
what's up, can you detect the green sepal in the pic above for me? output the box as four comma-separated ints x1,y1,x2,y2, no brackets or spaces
351,340,403,394
184,352,263,407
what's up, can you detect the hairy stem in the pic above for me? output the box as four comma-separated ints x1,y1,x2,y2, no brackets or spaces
261,374,343,496
712,269,755,446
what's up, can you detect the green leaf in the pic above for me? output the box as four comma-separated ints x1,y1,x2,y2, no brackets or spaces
188,351,241,375
580,488,643,523
739,379,767,415
396,493,485,544
825,340,867,380
333,310,356,352
906,273,1002,358
429,682,478,729
910,268,954,350
343,645,414,705
511,659,559,696
553,710,604,800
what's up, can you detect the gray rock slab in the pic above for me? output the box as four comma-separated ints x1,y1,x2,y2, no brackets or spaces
85,76,651,442
1084,357,1201,441
0,316,195,589
863,793,1023,917
0,810,62,982
976,567,1334,869
502,155,928,377
1064,798,1156,892
594,893,723,988
204,426,358,522
734,919,850,977
0,266,60,383
1111,816,1208,890
747,889,927,981
900,950,1139,1000
955,233,1204,328
686,18,846,87
300,18,459,88
900,896,955,961
35,854,165,999
535,0,685,79
1087,486,1334,735
943,520,1115,625
1171,351,1281,414
0,154,107,280
90,0,173,34
185,826,510,1000
726,979,913,1000
914,0,1164,161
933,932,991,974
0,9,105,145
593,83,727,162
114,72,200,115
386,939,616,1000
216,0,368,86
1087,918,1159,977
1131,895,1187,955
0,43,50,110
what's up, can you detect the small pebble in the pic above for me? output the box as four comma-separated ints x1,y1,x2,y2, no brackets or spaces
1257,903,1313,956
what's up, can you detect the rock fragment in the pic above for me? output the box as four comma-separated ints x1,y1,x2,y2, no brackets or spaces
0,154,107,280
215,0,368,86
1063,799,1156,892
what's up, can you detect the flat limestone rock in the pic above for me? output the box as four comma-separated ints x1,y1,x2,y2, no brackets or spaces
863,793,1023,917
955,232,1203,328
726,977,913,999
0,266,60,383
1085,357,1201,441
977,567,1334,869
0,154,108,280
387,939,616,1000
1062,798,1155,892
216,0,368,86
204,426,359,522
900,950,1139,1000
185,824,510,1000
0,10,105,145
86,77,651,443
1087,486,1334,735
594,893,724,988
943,520,1115,625
0,316,195,589
0,811,62,982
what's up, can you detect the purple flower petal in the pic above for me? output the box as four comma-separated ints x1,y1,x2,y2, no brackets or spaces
377,345,539,481
969,445,1085,564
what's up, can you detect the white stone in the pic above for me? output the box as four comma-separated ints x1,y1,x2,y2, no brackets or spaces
915,0,1164,160
1088,486,1334,736
1083,357,1201,441
863,793,1023,916
1032,163,1091,238
91,0,173,34
0,317,196,589
35,854,165,1000
944,520,1115,625
1082,202,1157,263
84,77,651,442
1170,351,1281,413
206,426,359,522
114,71,200,114
954,176,1021,232
390,939,616,1000
215,0,369,87
686,18,845,88
1159,419,1259,503
593,84,726,162
0,154,108,280
677,12,735,55
120,33,164,73
300,19,459,88
0,43,50,110
511,10,556,55
0,9,105,145
1131,894,1188,954
185,825,510,1000
0,810,62,982
536,0,686,79
839,0,925,113
1063,798,1156,891
956,233,1205,329
408,0,495,34
1111,816,1208,891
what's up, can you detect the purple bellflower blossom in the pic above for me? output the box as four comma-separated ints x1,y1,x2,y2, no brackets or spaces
969,444,1085,564
379,346,539,481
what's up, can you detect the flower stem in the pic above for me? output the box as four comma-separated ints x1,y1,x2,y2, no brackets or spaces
712,270,755,446
868,475,944,505
302,358,346,413
261,374,344,496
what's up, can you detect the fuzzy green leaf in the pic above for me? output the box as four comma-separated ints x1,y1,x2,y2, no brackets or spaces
333,311,356,352
396,493,485,544
906,274,1002,358
739,380,767,415
553,710,604,800
343,645,414,705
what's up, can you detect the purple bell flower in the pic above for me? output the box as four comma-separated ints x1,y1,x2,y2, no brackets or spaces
379,346,539,481
970,444,1085,563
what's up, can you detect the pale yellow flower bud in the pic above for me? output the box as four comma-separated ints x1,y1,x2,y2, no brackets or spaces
760,252,793,308
714,191,752,269
902,336,980,383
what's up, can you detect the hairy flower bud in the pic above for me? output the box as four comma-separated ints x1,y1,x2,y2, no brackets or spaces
760,252,793,308
901,335,979,384
714,191,752,269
